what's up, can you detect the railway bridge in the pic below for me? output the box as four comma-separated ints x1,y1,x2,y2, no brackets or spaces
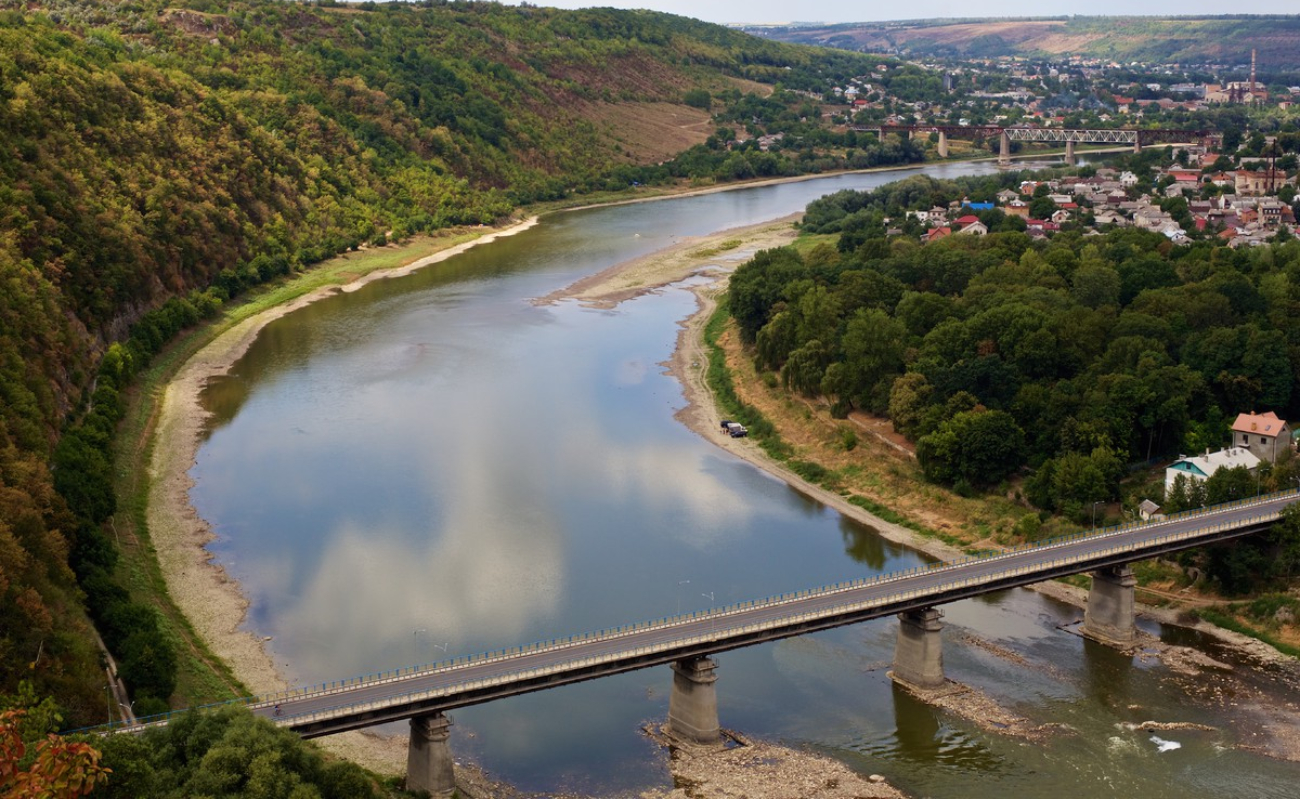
104,491,1292,795
850,124,1213,164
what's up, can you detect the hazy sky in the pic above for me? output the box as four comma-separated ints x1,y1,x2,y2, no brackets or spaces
499,0,1297,24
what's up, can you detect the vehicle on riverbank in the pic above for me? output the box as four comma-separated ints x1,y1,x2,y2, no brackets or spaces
721,420,748,438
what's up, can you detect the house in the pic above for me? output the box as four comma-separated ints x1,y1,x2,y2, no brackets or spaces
1005,199,1030,218
925,226,952,242
996,189,1021,203
1236,170,1281,196
1165,447,1260,492
1257,199,1292,227
957,219,988,235
1138,499,1163,521
1231,411,1292,463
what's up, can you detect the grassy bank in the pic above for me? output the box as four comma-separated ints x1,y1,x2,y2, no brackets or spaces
109,229,510,708
701,297,967,552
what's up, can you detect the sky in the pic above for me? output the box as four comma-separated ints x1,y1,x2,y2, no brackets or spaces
497,0,1298,25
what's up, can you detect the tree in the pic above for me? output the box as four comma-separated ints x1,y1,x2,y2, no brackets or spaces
0,710,108,799
728,247,807,343
834,309,907,412
682,88,711,110
917,409,1025,489
95,707,375,798
1028,195,1057,220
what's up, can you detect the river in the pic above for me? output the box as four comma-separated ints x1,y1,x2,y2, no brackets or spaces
188,163,1300,797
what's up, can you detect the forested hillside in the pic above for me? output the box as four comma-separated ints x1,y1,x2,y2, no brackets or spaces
728,172,1300,590
0,0,901,727
732,173,1300,510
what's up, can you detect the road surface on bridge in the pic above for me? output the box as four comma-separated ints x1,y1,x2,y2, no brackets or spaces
112,491,1295,738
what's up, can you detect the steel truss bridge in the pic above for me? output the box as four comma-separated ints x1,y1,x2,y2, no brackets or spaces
853,124,1212,147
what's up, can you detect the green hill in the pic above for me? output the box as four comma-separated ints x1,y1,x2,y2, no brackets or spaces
750,16,1300,70
0,0,901,727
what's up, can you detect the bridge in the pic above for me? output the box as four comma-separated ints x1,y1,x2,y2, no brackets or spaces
850,124,1213,165
102,490,1293,795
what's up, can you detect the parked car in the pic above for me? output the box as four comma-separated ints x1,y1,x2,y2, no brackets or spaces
722,421,748,438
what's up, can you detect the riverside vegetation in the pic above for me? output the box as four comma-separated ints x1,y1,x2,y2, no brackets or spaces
716,166,1300,647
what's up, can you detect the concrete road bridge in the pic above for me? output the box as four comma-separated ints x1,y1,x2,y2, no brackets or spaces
850,124,1213,164
102,490,1293,795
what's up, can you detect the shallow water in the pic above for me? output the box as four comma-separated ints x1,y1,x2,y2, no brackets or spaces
190,164,1300,796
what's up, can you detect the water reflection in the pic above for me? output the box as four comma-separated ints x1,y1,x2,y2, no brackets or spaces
886,684,1002,771
189,163,1300,797
840,517,889,569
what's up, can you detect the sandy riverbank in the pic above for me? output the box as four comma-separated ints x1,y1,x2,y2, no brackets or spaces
145,217,538,774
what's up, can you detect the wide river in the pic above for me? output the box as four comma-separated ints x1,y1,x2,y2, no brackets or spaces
190,163,1299,796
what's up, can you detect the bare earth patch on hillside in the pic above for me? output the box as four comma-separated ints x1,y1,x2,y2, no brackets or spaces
586,102,713,163
892,20,1066,47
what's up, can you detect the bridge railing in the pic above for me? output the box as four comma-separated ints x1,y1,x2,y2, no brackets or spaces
75,492,1295,736
212,507,1284,731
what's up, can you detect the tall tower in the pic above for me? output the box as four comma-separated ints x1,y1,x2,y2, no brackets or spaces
1250,48,1257,95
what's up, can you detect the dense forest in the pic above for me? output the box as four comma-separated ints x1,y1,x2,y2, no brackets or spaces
728,171,1300,589
0,0,922,734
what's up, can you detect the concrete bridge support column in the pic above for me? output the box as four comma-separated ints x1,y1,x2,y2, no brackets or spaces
407,712,455,797
937,131,949,158
666,656,721,745
1083,565,1136,647
892,607,945,689
1133,138,1142,154
998,131,1011,166
1065,139,1076,165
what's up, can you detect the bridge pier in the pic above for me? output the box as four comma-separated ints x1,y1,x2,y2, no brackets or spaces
998,131,1011,167
1065,139,1076,165
892,607,945,689
666,656,721,745
407,712,456,798
1083,565,1136,647
1133,138,1142,154
937,131,948,158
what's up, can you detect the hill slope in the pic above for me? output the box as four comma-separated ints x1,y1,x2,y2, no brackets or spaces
750,16,1300,69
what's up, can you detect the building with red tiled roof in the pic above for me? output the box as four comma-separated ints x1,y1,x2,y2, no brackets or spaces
1232,411,1292,463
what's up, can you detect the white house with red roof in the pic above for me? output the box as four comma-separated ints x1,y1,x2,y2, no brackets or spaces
1232,411,1292,463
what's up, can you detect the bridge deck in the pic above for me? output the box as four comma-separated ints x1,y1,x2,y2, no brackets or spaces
99,491,1293,738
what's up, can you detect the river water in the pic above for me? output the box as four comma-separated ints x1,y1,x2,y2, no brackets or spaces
189,164,1299,796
